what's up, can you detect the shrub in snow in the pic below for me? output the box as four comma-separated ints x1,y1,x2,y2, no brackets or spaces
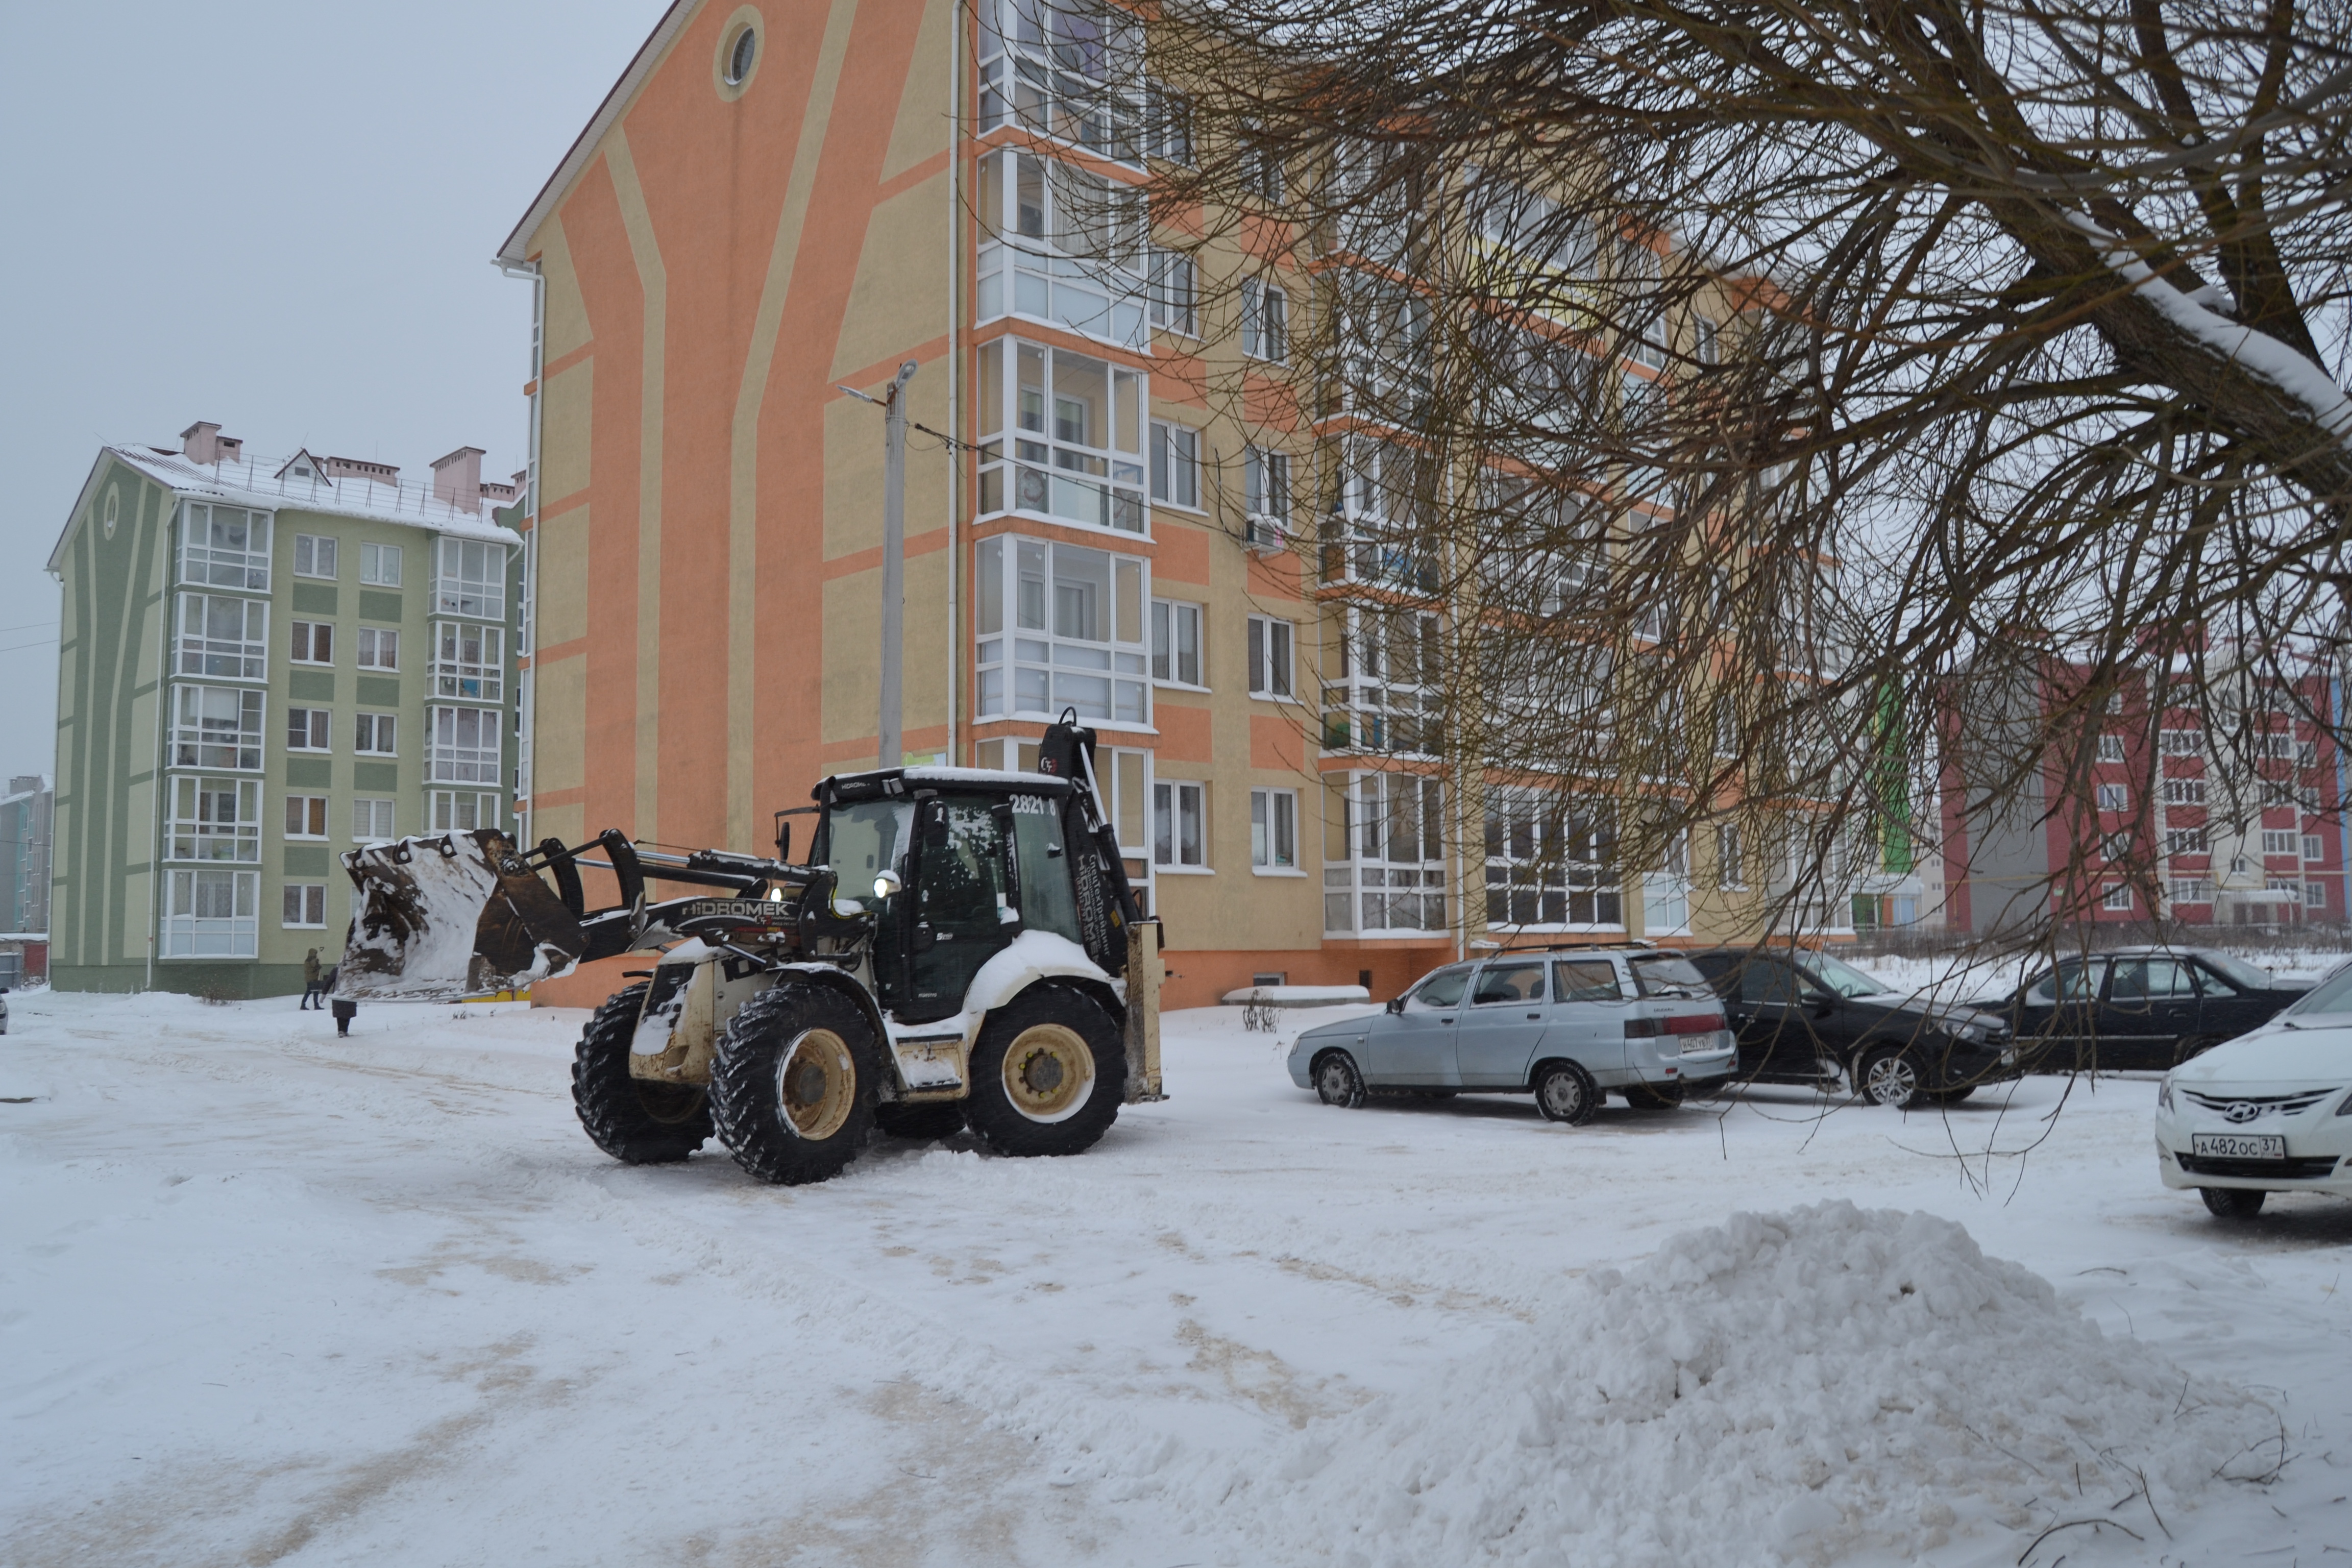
1196,1202,2278,1567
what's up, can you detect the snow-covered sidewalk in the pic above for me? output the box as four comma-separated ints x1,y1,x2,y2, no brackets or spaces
3,989,2345,1565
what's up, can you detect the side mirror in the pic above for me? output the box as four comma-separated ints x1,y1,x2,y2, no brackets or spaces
773,819,791,862
1386,996,1406,1015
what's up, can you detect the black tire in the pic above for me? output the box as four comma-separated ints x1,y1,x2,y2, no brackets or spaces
1534,1061,1600,1125
2172,1035,2216,1067
572,982,712,1164
1855,1047,1922,1109
709,979,881,1185
874,1100,967,1141
1313,1050,1367,1108
1622,1084,1682,1111
2200,1186,2267,1220
965,987,1124,1157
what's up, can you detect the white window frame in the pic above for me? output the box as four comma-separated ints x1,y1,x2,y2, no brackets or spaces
355,712,398,757
1241,277,1288,363
1483,789,1623,930
2096,734,2126,763
1324,770,1446,935
292,533,338,581
2164,826,2208,856
285,707,332,753
289,619,334,667
172,685,264,771
973,146,1149,349
2096,782,2129,811
352,798,397,843
1142,79,1193,165
427,705,502,785
175,593,269,680
1251,787,1300,873
2159,728,2202,756
973,534,1152,727
1325,438,1437,591
356,625,400,671
2261,829,2301,856
1243,447,1290,547
284,795,329,840
1153,778,1207,870
974,0,1144,166
166,775,260,863
360,542,403,586
432,621,505,701
2101,883,2134,912
433,537,507,620
1147,247,1198,337
161,867,258,958
2307,879,2329,909
975,337,1149,535
2162,777,2207,806
2302,833,2325,863
2168,876,2213,905
1148,420,1200,510
178,502,272,591
282,883,328,928
1246,615,1296,701
1150,597,1203,688
1716,823,1746,890
428,790,503,833
1322,606,1440,756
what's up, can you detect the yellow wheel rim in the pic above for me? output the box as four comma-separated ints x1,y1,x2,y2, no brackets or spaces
776,1028,856,1140
1001,1023,1096,1123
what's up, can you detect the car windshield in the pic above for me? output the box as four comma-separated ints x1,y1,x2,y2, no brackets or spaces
1629,953,1711,998
2198,951,2278,993
2285,959,2352,1017
1801,951,1897,998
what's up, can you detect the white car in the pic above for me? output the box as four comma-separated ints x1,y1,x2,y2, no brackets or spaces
0,987,9,1034
2157,962,2352,1218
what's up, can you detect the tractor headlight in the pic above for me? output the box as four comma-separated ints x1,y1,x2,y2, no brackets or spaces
873,869,903,899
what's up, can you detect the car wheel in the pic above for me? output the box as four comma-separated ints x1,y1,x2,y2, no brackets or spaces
2200,1186,2266,1220
1855,1048,1921,1109
1313,1050,1367,1109
2171,1035,2216,1066
1533,1061,1599,1126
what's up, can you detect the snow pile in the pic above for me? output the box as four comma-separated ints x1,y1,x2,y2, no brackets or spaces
1208,1203,2277,1566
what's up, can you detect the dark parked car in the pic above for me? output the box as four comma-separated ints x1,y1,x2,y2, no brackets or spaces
1686,948,2019,1108
1991,946,2307,1072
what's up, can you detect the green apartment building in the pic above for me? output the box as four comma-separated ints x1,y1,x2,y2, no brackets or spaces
45,422,526,997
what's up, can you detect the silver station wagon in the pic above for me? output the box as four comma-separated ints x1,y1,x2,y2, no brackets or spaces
1286,948,1737,1125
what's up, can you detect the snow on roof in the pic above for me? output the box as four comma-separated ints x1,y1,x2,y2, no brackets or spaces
51,444,522,573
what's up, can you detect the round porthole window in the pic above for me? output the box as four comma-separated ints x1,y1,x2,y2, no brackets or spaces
103,487,119,539
726,26,756,86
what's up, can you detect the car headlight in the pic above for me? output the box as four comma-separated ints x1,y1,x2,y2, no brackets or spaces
2157,1075,2173,1112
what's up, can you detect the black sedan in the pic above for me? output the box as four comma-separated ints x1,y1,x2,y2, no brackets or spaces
1990,946,2308,1072
1686,947,2019,1108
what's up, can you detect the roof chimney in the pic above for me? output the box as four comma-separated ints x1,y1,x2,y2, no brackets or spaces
431,446,487,510
181,421,226,463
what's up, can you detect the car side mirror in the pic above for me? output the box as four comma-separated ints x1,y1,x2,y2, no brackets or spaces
1808,993,1837,1017
1386,996,1406,1015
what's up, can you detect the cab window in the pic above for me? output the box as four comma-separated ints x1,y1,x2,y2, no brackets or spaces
1738,962,1800,1004
1555,959,1624,1001
2108,956,2195,1000
1473,962,1546,1005
2025,958,2103,1003
1410,966,1473,1010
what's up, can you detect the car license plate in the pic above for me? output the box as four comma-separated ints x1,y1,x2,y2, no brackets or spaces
2191,1133,2286,1161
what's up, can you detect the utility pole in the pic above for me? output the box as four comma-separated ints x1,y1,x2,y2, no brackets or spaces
877,359,919,768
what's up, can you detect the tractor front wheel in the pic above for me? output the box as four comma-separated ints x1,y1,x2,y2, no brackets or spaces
710,980,881,1185
572,982,711,1164
965,988,1125,1157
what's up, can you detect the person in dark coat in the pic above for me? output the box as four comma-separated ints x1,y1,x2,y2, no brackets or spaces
300,949,323,1010
330,993,356,1038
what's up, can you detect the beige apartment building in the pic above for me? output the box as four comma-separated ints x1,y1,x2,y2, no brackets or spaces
500,0,1782,1010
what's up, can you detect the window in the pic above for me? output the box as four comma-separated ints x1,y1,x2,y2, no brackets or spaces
2101,883,2134,911
354,713,398,756
2304,834,2324,862
1322,438,1437,591
2100,832,2134,862
162,867,257,958
1154,779,1205,868
1149,420,1199,509
975,0,1143,163
1143,79,1193,164
973,535,1150,724
2162,777,2206,806
973,147,1148,347
1484,790,1621,927
2308,880,2329,909
1151,598,1202,686
360,542,403,586
2262,829,2300,856
1246,616,1294,699
1465,174,1599,279
172,685,264,770
1324,771,1446,933
2096,783,2129,811
2096,734,2125,763
1251,788,1297,870
179,502,271,590
433,622,504,701
1556,959,1623,1001
1322,608,1439,754
1241,278,1288,362
974,338,1147,532
2263,732,2296,759
1716,823,1745,889
175,594,268,679
1148,248,1197,337
286,707,331,752
2168,877,2213,904
429,791,502,832
2160,728,2201,756
427,706,501,783
356,626,399,670
2262,778,2311,810
292,534,338,580
724,22,756,84
434,537,506,620
282,883,327,927
289,620,334,666
2164,826,2208,856
1694,314,1719,364
167,776,260,862
353,798,396,842
284,796,328,839
2298,739,2318,768
1243,448,1290,546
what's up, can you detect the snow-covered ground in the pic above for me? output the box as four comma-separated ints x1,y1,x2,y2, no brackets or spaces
5,985,2348,1566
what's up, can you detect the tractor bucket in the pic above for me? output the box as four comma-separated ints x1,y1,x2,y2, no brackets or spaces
333,830,589,1001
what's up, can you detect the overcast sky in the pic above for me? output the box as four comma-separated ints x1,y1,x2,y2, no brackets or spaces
0,1,662,788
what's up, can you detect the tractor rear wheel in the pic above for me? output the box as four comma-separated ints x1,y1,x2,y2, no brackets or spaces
874,1101,967,1141
572,982,712,1164
710,979,881,1185
965,988,1124,1157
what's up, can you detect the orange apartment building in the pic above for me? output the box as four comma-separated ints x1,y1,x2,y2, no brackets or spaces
499,0,1761,1009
